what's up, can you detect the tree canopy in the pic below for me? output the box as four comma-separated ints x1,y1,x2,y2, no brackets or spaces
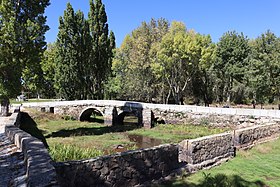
0,0,49,97
1,0,280,106
108,19,280,106
55,0,115,100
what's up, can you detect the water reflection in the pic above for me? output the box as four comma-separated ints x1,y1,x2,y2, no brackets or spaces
127,134,162,149
109,134,162,154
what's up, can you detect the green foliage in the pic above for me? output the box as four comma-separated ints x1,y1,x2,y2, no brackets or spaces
55,3,89,100
2,0,280,105
215,31,250,103
247,30,280,104
109,18,169,102
128,124,228,143
0,0,49,98
88,0,115,99
62,115,76,121
111,23,280,105
110,19,218,105
40,43,57,98
55,0,115,100
156,23,216,104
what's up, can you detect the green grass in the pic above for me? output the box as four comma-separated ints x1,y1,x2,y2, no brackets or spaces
36,116,136,160
30,111,229,162
49,143,103,162
162,138,280,187
129,124,229,143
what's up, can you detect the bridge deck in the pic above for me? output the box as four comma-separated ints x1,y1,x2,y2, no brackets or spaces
0,117,26,187
21,100,280,118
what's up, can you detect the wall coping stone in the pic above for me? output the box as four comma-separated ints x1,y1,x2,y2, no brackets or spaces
4,112,59,187
187,132,233,142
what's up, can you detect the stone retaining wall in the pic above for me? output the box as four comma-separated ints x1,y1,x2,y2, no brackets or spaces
234,123,280,149
54,121,280,186
152,108,279,129
54,144,179,187
179,132,235,172
4,112,59,186
179,122,280,172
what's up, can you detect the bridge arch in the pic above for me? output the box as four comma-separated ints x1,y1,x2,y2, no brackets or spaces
79,107,104,122
116,110,141,126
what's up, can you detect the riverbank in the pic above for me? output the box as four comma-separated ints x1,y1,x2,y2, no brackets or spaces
27,110,229,161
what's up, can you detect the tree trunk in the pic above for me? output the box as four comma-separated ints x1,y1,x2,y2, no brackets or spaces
165,89,171,104
1,97,9,116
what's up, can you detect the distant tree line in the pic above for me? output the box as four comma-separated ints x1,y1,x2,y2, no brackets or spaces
106,19,280,106
1,0,280,106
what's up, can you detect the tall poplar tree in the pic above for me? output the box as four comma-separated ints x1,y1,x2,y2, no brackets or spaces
55,3,92,100
0,0,49,97
55,1,114,100
88,0,115,99
76,10,92,99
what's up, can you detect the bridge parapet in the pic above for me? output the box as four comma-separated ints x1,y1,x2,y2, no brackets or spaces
20,100,280,129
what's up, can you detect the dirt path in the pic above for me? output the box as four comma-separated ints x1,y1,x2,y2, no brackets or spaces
0,117,27,187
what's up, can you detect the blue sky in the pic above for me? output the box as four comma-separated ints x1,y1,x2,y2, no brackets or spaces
45,0,280,47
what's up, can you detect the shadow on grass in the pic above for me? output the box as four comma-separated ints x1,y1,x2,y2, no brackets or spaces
19,112,49,148
87,117,104,123
161,173,266,187
45,122,139,138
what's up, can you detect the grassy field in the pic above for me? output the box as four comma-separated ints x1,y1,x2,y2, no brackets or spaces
162,138,280,187
129,124,229,143
28,111,229,161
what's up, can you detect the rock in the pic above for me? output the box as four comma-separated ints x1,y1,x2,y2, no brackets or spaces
93,160,103,169
101,166,109,175
123,169,133,179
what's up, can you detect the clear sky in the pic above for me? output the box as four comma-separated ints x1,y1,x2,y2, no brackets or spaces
45,0,280,47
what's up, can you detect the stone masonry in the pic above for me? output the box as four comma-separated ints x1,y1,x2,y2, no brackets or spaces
234,123,280,149
55,144,179,187
21,100,280,130
179,132,235,172
3,113,59,186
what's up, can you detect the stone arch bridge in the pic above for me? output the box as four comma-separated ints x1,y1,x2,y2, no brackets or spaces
21,100,154,128
20,100,280,128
